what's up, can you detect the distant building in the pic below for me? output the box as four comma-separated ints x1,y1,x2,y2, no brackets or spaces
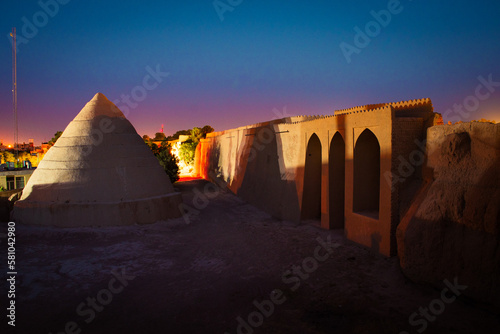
18,140,35,151
0,140,8,151
40,142,50,154
0,168,35,191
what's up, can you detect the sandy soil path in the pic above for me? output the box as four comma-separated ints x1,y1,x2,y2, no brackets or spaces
3,179,499,334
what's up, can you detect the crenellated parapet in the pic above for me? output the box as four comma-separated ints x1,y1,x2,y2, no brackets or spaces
335,98,433,116
207,98,435,134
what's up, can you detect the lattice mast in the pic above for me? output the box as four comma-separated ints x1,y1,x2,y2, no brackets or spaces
11,28,18,160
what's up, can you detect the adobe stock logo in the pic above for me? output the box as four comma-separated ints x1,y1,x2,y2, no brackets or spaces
225,235,340,334
213,0,243,22
443,74,500,123
112,65,170,117
7,0,71,52
340,0,410,64
400,277,467,334
48,268,136,334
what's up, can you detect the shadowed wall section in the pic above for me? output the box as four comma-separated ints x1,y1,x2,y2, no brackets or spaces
301,134,322,220
329,132,345,229
353,129,380,218
236,126,302,221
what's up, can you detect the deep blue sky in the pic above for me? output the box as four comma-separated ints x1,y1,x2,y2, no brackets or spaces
1,0,499,144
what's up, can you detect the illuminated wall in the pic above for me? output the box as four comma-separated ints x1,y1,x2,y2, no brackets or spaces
196,99,438,256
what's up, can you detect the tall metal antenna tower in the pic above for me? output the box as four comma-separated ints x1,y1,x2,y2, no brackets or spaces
11,27,18,161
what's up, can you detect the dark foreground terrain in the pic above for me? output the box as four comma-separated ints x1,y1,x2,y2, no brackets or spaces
2,179,499,334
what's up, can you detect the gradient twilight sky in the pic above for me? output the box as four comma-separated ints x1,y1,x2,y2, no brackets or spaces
1,0,499,144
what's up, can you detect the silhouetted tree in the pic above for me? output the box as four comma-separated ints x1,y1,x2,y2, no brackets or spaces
48,131,63,146
154,132,167,141
154,142,179,183
201,125,214,138
174,130,191,139
146,142,179,183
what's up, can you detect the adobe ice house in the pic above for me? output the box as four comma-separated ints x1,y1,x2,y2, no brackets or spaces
12,93,183,227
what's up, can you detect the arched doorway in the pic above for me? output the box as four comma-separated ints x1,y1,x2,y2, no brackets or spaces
353,129,380,219
329,132,345,229
301,134,322,220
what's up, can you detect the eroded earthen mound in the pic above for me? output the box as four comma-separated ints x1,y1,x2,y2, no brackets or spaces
397,122,500,308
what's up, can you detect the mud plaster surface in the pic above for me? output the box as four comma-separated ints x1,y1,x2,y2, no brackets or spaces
4,180,499,334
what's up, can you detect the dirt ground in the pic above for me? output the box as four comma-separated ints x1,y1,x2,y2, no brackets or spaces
3,179,499,334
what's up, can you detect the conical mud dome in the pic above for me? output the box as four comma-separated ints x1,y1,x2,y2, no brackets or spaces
12,93,182,226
